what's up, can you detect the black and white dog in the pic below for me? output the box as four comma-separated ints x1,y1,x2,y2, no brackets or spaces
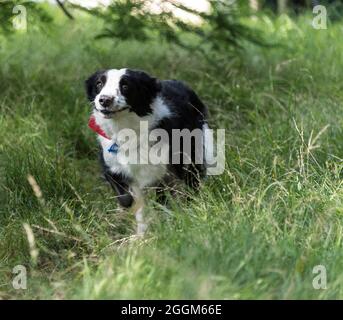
85,68,211,234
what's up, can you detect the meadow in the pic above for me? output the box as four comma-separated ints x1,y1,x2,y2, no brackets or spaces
0,12,343,299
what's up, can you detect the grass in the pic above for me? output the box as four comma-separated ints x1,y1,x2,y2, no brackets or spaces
1,12,343,299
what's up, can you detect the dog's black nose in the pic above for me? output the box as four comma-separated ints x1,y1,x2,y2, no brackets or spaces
99,95,114,108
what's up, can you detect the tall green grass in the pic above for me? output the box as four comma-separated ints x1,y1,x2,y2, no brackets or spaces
0,14,343,299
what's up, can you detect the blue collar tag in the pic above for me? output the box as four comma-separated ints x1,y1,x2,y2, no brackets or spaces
108,143,119,154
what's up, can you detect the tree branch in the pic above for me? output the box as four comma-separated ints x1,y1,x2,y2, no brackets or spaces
56,0,74,20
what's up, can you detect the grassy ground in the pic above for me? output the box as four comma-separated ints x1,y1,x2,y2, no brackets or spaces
0,13,343,299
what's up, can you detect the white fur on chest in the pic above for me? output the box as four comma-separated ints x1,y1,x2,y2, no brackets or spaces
100,135,167,189
94,97,171,189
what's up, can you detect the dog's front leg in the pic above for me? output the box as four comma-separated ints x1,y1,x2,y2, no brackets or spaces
131,187,147,236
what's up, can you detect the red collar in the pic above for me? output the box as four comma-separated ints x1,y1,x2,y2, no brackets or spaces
88,115,111,140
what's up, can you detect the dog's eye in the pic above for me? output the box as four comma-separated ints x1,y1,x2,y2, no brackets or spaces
121,84,129,92
96,81,103,91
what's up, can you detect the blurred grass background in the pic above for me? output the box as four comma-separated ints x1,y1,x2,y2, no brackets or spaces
0,1,343,299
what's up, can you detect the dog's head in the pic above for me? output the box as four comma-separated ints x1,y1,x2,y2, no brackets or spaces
85,68,161,118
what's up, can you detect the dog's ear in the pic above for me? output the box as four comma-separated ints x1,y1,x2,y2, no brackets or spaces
85,70,104,102
122,69,161,116
135,70,161,96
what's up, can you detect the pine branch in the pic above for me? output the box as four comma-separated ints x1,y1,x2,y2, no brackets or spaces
56,0,74,20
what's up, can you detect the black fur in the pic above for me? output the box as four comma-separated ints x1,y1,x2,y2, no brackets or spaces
85,70,106,102
155,80,208,188
119,69,161,117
